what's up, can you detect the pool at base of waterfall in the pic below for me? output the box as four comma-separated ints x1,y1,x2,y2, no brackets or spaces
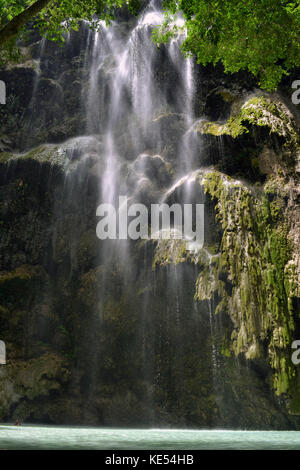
0,426,299,450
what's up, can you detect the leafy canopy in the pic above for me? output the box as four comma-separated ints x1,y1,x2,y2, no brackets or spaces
31,0,139,41
152,0,300,90
0,0,139,62
1,0,299,89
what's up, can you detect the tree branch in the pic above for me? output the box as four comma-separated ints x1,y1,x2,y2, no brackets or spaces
0,0,54,47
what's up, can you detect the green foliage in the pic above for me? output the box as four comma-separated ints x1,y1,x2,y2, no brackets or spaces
35,0,136,42
0,0,139,62
153,0,300,90
0,36,21,65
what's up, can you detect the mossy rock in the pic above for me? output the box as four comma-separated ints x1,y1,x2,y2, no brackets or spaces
12,353,70,400
78,230,99,271
195,94,300,151
0,265,45,301
0,145,63,166
152,167,299,404
78,266,105,309
0,353,70,420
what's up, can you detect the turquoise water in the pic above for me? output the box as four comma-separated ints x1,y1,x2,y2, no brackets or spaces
0,426,300,449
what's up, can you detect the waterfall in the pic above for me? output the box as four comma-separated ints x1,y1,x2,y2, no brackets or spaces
0,0,232,427
70,0,213,423
81,0,198,201
0,0,299,432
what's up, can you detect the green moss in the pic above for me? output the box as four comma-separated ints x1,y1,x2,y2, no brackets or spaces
78,266,105,309
216,89,236,103
0,265,44,304
12,353,70,400
152,236,193,268
201,169,298,397
221,345,231,358
195,121,227,137
0,152,12,163
0,145,65,166
78,230,99,270
195,266,216,301
153,167,299,402
196,95,299,152
0,353,70,420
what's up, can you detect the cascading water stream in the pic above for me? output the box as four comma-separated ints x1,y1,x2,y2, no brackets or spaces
83,0,198,193
4,0,226,425
80,0,202,285
19,38,46,149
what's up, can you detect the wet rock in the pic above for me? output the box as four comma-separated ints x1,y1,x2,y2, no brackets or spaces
0,15,299,429
133,153,172,187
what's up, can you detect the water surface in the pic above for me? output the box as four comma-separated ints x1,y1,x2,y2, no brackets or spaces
0,426,299,450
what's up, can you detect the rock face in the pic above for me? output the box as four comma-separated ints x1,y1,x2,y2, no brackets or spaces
0,3,299,428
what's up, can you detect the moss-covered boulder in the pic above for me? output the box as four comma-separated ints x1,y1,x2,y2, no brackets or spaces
0,353,70,420
153,167,300,411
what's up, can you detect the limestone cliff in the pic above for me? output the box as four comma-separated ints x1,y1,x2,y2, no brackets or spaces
0,15,299,428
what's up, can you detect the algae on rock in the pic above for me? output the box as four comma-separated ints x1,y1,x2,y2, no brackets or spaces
196,94,299,155
153,167,300,409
